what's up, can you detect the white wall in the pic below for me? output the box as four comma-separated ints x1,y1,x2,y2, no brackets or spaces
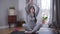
0,0,18,26
18,0,26,21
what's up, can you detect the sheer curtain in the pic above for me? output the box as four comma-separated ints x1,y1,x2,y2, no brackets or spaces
37,0,53,24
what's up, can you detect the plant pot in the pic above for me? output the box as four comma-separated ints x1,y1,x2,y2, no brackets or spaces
42,20,46,24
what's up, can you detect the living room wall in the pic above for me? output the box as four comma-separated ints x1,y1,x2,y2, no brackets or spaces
0,0,18,28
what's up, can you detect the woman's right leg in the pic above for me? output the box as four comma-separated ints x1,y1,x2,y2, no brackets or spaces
22,24,32,31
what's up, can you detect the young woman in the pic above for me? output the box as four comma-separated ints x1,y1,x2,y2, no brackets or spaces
22,5,40,33
23,6,36,31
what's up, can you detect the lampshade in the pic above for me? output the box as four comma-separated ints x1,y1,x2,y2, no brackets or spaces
9,7,16,15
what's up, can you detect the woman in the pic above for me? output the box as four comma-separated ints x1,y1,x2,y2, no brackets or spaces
23,6,36,31
22,5,41,33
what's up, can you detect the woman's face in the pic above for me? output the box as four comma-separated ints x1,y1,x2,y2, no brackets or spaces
30,7,35,13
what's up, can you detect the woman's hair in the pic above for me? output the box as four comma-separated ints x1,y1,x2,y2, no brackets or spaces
29,6,35,13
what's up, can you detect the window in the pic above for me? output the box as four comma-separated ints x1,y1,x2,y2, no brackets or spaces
37,0,51,23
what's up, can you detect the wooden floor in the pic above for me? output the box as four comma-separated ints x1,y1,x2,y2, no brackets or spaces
0,27,25,34
0,27,58,34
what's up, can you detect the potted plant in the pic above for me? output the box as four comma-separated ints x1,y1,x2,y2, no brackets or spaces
42,16,48,24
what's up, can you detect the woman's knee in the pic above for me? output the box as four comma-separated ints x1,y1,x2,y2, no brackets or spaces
22,24,28,28
22,24,32,31
22,24,26,27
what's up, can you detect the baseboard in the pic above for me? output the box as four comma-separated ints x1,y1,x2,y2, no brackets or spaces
0,25,9,29
0,24,15,29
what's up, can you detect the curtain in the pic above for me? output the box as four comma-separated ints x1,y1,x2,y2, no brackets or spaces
52,0,60,28
49,0,53,24
56,0,60,28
